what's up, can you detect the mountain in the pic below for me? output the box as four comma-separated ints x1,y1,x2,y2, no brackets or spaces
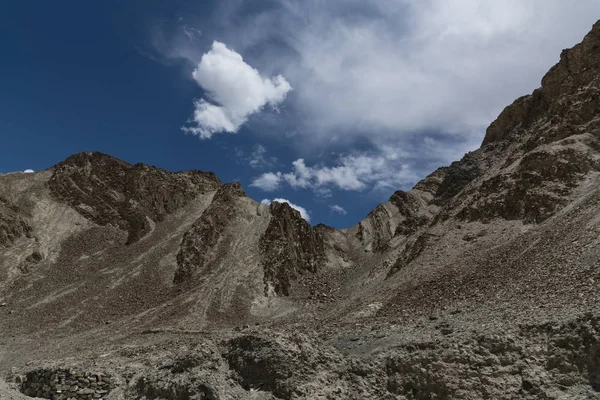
1,21,600,400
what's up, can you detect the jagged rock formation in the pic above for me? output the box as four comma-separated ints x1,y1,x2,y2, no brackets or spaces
48,152,221,244
388,191,430,236
436,20,600,224
260,202,325,296
1,20,600,400
351,168,445,255
174,182,247,284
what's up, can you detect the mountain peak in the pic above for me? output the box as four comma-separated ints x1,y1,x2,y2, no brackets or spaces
483,21,600,146
48,151,221,244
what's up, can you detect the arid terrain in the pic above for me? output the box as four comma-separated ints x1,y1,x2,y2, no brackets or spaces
1,20,600,400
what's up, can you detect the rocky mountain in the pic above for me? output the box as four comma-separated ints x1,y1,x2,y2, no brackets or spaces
1,21,600,400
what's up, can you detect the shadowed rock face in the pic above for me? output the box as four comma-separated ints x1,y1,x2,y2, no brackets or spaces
433,152,482,205
389,233,431,276
260,202,325,296
174,182,246,284
48,152,221,244
389,191,429,237
412,167,448,196
0,196,32,248
359,191,430,253
355,170,445,253
225,335,295,398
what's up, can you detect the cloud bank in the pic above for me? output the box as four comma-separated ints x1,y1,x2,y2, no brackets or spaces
251,145,433,194
159,1,600,195
183,41,292,138
229,0,600,141
261,198,310,222
180,0,598,193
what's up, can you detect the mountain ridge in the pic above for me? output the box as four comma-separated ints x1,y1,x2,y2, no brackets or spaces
1,20,600,400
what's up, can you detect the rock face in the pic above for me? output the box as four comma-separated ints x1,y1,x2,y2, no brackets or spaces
441,20,600,224
0,196,32,248
174,182,247,284
11,314,598,400
484,21,600,147
259,202,325,296
379,21,600,230
352,169,443,253
388,191,430,236
48,152,221,244
2,19,600,400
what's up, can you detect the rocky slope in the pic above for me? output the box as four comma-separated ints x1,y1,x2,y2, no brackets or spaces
1,20,600,400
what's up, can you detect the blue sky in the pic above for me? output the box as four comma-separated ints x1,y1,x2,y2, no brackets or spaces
1,1,599,228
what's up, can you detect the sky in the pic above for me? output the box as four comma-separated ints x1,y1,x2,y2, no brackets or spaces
1,1,599,228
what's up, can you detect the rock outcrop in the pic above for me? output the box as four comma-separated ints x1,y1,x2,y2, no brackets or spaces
406,20,600,227
0,196,32,248
353,170,443,253
260,202,325,296
484,21,600,147
19,369,114,400
174,182,247,284
48,152,221,244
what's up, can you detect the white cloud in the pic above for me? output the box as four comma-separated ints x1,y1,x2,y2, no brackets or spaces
252,147,421,193
329,205,347,215
261,198,311,222
23,169,34,173
197,1,600,167
234,0,599,142
182,41,292,138
250,172,282,191
158,2,599,193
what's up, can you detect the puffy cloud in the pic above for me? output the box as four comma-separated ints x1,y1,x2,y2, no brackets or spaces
182,41,292,138
250,172,282,191
23,169,34,173
329,205,347,215
261,198,310,222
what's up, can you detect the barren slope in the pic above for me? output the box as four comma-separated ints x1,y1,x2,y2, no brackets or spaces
1,20,600,400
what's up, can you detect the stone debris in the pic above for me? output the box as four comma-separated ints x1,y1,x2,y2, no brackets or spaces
19,369,113,400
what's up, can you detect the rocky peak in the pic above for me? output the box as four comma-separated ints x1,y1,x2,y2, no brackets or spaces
420,21,600,225
260,201,326,296
48,152,221,244
483,21,600,147
386,21,600,276
353,173,444,253
213,181,247,199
